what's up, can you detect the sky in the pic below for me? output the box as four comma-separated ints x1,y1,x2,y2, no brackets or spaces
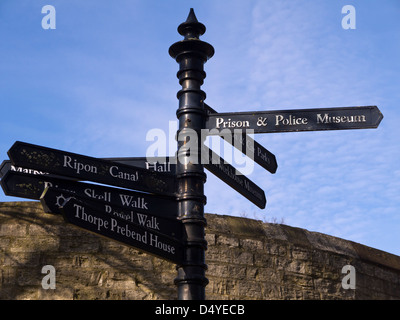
0,1,399,255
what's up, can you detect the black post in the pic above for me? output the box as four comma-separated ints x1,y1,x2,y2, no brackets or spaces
169,9,214,300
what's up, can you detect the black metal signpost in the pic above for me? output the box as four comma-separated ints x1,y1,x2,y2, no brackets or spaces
169,8,214,300
0,9,383,301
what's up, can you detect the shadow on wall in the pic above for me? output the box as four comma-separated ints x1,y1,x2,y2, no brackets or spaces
0,202,177,300
1,202,400,300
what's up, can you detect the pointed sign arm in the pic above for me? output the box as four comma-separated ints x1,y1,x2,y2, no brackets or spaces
7,141,177,197
204,104,278,174
205,105,383,133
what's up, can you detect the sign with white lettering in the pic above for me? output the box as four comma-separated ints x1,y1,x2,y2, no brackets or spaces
58,196,183,264
1,158,176,178
1,171,178,218
7,141,177,196
202,147,266,209
102,155,266,209
41,187,182,240
102,157,176,173
205,104,278,174
0,159,73,180
205,106,383,133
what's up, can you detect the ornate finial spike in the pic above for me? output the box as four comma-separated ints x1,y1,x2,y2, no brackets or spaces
177,8,206,38
186,8,198,24
170,9,214,60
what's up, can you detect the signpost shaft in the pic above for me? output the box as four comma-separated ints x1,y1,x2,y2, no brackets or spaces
169,9,214,300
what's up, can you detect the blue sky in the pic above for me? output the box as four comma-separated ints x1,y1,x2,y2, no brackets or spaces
1,1,399,255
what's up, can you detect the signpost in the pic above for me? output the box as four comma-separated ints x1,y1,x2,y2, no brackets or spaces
169,8,214,301
205,106,383,134
0,9,383,301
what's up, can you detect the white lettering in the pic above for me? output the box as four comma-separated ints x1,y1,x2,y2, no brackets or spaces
342,5,356,30
177,128,199,165
63,156,97,175
244,179,263,201
41,265,56,289
118,194,148,210
232,129,254,175
146,161,171,172
316,113,366,124
109,166,138,181
105,205,134,223
84,188,111,202
342,265,356,289
257,147,271,164
146,128,167,159
110,218,148,243
136,213,160,230
145,121,178,164
41,5,56,30
149,233,175,254
155,304,189,317
73,204,109,231
215,118,250,129
275,114,308,126
199,304,245,315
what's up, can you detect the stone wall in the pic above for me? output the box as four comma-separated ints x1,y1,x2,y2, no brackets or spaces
0,201,399,300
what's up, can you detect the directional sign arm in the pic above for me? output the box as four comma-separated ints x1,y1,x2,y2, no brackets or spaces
202,146,266,209
102,157,176,174
1,170,178,217
59,196,183,264
205,106,383,133
0,160,10,178
101,154,268,208
205,104,278,174
103,155,268,208
41,186,182,239
7,141,177,196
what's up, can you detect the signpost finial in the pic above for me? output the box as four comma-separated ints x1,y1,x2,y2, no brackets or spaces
169,9,214,61
177,8,206,39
